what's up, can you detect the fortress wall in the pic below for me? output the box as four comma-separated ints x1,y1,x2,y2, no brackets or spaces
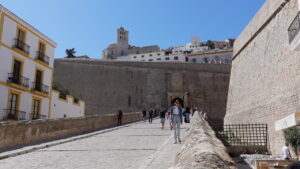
53,59,230,125
225,0,300,154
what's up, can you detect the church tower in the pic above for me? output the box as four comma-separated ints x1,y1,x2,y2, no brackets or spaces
117,27,129,56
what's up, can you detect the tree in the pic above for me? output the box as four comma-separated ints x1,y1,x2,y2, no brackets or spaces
65,48,76,58
207,40,215,49
283,126,300,155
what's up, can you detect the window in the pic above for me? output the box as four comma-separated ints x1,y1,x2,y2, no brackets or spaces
32,99,41,120
6,92,19,120
157,58,161,61
59,92,67,100
39,42,46,54
149,59,153,61
157,53,161,56
192,58,197,63
166,57,170,60
149,54,152,57
12,59,22,84
174,56,179,60
133,56,137,59
17,29,25,42
34,69,43,91
141,55,144,58
128,96,131,107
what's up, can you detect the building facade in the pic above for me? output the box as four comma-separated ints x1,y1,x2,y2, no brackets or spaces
0,5,56,121
224,0,300,154
129,51,187,62
102,27,160,59
187,48,233,64
51,90,85,119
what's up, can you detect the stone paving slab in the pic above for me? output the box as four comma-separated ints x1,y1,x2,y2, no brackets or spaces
0,119,189,169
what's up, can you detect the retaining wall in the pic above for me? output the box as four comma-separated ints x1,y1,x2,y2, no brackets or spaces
0,112,141,151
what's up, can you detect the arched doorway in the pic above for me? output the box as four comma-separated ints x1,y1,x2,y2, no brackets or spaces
171,97,184,107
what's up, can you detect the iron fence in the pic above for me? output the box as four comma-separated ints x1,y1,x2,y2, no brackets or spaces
214,124,268,147
13,38,30,54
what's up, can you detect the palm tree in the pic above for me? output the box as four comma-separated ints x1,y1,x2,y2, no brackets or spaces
65,48,76,58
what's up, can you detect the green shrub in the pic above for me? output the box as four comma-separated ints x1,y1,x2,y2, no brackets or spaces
283,126,300,154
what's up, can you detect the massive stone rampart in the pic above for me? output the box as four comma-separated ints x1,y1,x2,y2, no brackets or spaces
225,0,300,154
0,113,141,151
173,111,235,169
54,59,231,126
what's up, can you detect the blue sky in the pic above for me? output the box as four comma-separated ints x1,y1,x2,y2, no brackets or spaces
0,0,265,58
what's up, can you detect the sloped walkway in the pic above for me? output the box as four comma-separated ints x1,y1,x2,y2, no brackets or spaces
0,119,189,169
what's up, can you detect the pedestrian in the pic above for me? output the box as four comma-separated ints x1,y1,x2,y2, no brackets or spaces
166,110,173,130
160,110,166,129
117,110,123,126
149,110,153,123
184,107,191,123
282,143,292,160
142,109,147,122
287,146,300,169
170,100,183,144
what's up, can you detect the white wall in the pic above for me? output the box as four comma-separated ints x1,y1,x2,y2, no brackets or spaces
51,90,85,119
0,9,56,121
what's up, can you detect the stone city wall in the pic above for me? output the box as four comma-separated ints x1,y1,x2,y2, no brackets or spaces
0,112,141,151
225,0,300,154
173,111,235,169
53,59,231,126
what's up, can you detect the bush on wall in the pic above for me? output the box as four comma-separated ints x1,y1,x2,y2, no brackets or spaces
283,126,300,155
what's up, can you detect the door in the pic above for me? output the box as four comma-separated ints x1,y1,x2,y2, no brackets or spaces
12,60,22,84
8,93,18,120
32,99,40,119
35,70,42,91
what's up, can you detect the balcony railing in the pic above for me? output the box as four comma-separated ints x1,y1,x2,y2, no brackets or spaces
13,38,30,54
30,113,47,120
2,109,26,120
7,73,29,88
31,82,49,95
288,12,300,43
36,51,50,65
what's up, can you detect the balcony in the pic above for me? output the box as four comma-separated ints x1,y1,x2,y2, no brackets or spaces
31,82,49,95
2,109,26,120
7,73,29,88
13,38,30,54
36,51,50,65
31,113,47,120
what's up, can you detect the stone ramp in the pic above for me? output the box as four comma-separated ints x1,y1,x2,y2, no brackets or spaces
0,119,189,169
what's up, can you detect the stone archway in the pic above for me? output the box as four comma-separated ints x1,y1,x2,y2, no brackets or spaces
167,92,189,108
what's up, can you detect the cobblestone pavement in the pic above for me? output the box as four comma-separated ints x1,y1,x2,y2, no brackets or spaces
0,119,189,169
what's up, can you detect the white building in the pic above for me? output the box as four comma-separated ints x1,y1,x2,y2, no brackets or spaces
129,51,187,62
0,5,85,121
0,5,56,121
51,90,85,119
171,37,209,54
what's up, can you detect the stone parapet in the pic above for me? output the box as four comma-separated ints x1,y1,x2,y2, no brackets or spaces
172,111,235,169
0,112,141,151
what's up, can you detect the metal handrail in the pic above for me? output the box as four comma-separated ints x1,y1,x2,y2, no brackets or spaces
30,113,47,120
31,82,49,95
36,51,50,65
7,73,29,88
2,109,26,120
13,38,30,54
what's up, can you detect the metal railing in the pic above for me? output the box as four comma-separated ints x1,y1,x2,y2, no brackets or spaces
36,51,50,65
13,38,30,54
2,109,26,120
31,82,49,95
7,73,29,88
288,12,300,43
214,124,268,147
30,113,47,120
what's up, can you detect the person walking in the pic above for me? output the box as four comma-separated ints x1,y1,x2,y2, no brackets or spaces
282,143,292,160
117,110,123,126
170,100,183,144
142,109,147,122
160,110,166,129
148,110,153,123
